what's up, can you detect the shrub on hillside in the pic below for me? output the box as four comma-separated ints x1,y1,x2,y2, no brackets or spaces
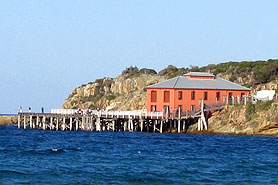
245,103,256,121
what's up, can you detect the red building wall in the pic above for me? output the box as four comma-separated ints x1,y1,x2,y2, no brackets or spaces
147,88,250,113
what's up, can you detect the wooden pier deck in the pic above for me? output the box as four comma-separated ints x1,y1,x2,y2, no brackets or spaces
17,100,229,133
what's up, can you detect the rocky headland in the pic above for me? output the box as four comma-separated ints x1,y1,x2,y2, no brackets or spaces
62,59,278,136
0,116,17,125
187,101,278,136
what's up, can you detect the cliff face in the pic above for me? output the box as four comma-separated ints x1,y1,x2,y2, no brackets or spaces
188,101,278,136
62,70,166,110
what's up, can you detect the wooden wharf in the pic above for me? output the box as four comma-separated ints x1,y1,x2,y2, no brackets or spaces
17,99,233,133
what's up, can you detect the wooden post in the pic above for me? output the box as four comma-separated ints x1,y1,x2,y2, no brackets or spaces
70,117,73,131
29,115,32,129
128,119,131,131
39,116,42,128
244,96,247,105
197,118,201,131
36,116,39,127
130,119,134,131
153,120,157,133
76,118,79,131
50,117,53,130
140,120,143,132
232,96,235,105
91,116,94,131
43,116,46,130
112,120,115,131
102,124,106,131
182,120,186,132
82,116,85,130
17,115,20,129
124,121,127,131
23,116,26,129
166,106,169,120
56,118,59,131
96,117,101,131
200,99,207,130
62,117,66,131
178,106,181,133
178,120,181,133
160,121,163,133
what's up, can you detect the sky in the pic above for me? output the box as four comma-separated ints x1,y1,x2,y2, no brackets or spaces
0,0,278,113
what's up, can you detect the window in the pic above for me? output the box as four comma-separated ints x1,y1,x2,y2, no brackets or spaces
178,91,183,100
164,91,170,102
204,92,208,100
191,105,195,112
151,105,157,112
163,106,170,114
151,91,157,102
216,92,220,101
191,91,195,100
229,92,233,98
241,93,245,97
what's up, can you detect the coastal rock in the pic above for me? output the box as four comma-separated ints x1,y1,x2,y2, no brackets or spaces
62,72,166,110
0,116,17,125
188,102,278,136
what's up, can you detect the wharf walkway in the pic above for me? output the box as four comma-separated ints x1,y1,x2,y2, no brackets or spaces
17,100,230,133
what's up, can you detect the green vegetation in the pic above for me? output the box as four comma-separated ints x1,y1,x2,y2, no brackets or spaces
70,100,77,106
89,104,97,109
191,59,278,86
106,95,116,101
234,104,243,107
275,88,278,95
245,100,274,121
158,65,187,79
122,66,157,79
255,100,273,111
245,103,256,121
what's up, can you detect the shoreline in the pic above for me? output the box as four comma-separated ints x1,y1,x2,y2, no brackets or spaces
186,130,278,137
0,115,17,126
2,115,277,137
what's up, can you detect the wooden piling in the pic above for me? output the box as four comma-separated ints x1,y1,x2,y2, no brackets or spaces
43,116,46,130
96,117,101,131
56,118,59,131
112,120,115,131
178,106,181,133
36,116,39,128
76,118,79,131
70,117,73,131
30,115,32,129
50,117,53,130
62,117,66,131
23,116,26,129
17,115,20,129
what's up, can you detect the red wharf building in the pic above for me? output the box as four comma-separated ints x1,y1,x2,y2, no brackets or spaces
146,72,251,113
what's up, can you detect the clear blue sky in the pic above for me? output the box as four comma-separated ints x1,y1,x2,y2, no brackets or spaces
1,0,277,113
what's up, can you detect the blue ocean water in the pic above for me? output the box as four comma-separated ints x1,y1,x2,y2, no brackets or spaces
1,125,278,185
